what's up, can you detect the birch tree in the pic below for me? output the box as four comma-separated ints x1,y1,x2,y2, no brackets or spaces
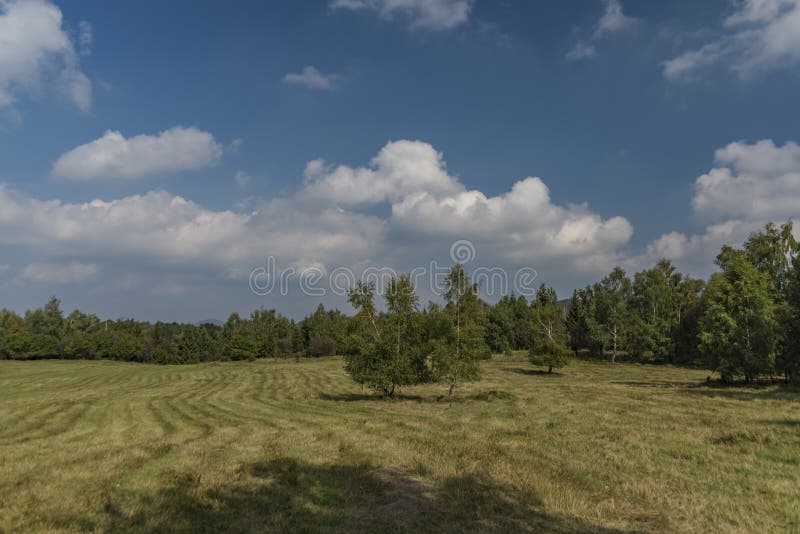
431,264,487,396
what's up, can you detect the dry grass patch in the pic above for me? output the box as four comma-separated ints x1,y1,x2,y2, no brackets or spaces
0,355,798,532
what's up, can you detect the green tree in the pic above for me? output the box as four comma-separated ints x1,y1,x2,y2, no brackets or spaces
589,267,632,363
382,275,428,391
779,254,800,382
343,278,428,397
529,284,572,373
431,264,487,396
24,297,65,338
742,221,798,295
343,281,386,394
741,222,800,380
565,289,593,353
699,251,777,382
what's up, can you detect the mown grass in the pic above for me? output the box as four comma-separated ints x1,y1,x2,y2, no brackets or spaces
0,354,798,532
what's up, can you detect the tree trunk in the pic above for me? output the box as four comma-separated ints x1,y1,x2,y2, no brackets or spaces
611,326,617,364
548,365,552,374
368,311,380,341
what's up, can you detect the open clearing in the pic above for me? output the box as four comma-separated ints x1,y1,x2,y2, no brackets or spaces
0,355,798,532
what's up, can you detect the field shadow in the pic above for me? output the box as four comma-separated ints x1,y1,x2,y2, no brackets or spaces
678,385,800,402
318,390,517,404
505,367,564,377
760,418,800,427
612,379,800,401
611,381,702,389
317,392,424,402
98,457,636,533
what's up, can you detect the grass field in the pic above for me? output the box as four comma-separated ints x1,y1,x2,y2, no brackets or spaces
0,355,798,533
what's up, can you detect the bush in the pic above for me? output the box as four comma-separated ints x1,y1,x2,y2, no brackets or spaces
529,338,572,373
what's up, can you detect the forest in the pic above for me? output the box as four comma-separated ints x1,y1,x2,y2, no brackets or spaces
1,221,798,388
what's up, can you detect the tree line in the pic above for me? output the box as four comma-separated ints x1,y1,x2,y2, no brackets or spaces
1,221,799,389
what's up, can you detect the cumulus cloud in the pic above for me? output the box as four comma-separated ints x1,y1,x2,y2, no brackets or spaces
0,0,92,111
302,140,462,205
330,0,472,31
282,66,339,90
663,0,800,80
52,127,224,181
303,140,633,273
1,140,634,291
643,139,800,272
21,261,100,284
692,140,800,221
0,185,385,274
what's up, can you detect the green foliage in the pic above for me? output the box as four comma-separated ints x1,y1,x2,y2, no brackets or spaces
586,267,632,362
486,294,533,353
780,255,800,381
344,277,431,397
529,284,572,372
343,281,384,392
0,330,59,360
627,260,706,363
300,304,349,357
567,262,704,364
741,221,798,296
307,335,336,357
699,251,778,381
430,264,487,395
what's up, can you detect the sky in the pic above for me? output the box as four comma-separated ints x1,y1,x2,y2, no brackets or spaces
1,0,799,321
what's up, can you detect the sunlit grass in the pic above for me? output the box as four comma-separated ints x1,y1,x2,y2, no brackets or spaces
0,355,797,532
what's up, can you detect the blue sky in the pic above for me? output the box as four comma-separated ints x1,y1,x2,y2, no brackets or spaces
1,0,799,321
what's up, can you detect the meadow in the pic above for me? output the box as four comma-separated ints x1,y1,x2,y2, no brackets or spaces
0,355,798,533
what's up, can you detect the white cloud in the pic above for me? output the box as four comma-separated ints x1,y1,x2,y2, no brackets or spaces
0,185,384,274
567,0,638,62
302,140,462,205
663,0,800,80
52,127,224,181
282,66,339,90
643,139,800,272
593,0,639,38
566,41,596,61
0,140,634,289
234,170,252,188
692,139,800,222
303,140,633,273
0,0,92,111
21,261,100,284
330,0,472,31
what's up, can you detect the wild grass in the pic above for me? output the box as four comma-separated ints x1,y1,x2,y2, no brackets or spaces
0,354,798,532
